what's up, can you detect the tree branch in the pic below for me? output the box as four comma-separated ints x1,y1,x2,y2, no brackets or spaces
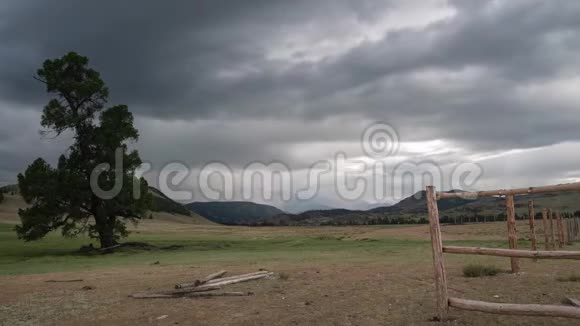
33,75,47,84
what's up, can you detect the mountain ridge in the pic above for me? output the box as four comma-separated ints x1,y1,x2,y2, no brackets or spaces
185,201,285,225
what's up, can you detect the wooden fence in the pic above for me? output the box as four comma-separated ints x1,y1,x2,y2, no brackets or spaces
426,182,580,321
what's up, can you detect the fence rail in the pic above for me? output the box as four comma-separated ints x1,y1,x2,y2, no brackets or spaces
437,182,580,199
426,183,580,321
443,246,580,259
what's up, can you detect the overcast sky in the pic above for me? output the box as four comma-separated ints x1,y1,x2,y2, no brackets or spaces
1,0,580,211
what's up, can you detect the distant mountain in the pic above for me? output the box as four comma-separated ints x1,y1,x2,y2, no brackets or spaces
0,183,195,218
282,199,335,214
263,190,580,226
185,201,285,225
148,187,192,216
369,190,471,214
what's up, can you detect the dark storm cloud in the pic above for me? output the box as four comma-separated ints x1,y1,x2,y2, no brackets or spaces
0,0,395,117
1,1,579,120
1,0,580,199
2,1,579,146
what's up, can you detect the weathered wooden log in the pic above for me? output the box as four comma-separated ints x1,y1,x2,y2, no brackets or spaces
449,297,580,319
567,219,574,245
206,272,273,287
176,271,269,289
443,246,580,259
528,200,537,253
549,209,556,250
183,291,252,298
203,270,227,282
132,291,252,299
437,182,580,199
207,271,269,284
505,195,520,273
426,186,449,321
130,293,177,299
556,212,565,248
564,297,580,308
45,279,83,283
131,285,221,298
183,270,227,288
542,208,550,250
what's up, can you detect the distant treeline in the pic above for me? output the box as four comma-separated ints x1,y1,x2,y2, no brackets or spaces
233,210,580,227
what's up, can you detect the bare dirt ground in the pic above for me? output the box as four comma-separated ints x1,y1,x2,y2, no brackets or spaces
1,257,580,326
2,222,580,325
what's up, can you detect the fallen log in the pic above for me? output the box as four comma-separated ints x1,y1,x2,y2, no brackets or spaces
183,270,227,288
564,297,580,308
132,292,252,299
184,291,252,298
131,293,176,299
449,297,580,319
176,271,269,289
204,272,273,287
131,285,221,298
45,279,83,283
201,270,227,283
207,271,269,284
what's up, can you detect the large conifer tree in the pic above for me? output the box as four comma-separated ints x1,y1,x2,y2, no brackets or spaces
17,52,151,248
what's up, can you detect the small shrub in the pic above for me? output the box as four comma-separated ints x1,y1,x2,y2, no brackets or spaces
278,272,290,281
556,275,580,282
463,264,502,278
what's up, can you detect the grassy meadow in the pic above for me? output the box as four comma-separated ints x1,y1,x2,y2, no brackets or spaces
2,201,580,325
0,221,517,276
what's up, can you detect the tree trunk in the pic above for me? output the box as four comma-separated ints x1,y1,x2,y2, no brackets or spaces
99,230,116,249
93,203,117,248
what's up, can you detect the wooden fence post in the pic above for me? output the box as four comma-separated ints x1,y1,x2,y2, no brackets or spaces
528,200,537,251
426,186,449,321
549,209,556,250
556,212,564,248
506,195,520,273
572,218,576,242
542,208,550,250
566,218,574,245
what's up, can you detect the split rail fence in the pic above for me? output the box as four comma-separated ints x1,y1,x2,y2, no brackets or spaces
426,182,580,321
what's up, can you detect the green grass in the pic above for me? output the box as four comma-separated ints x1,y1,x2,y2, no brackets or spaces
0,223,431,275
462,264,503,277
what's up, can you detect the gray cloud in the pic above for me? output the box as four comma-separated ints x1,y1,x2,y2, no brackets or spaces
1,0,580,207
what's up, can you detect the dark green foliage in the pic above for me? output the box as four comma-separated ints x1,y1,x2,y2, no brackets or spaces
0,191,4,204
463,264,502,277
17,52,151,248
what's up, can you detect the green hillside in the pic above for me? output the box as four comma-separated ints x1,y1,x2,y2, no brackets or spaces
148,187,192,216
186,201,285,225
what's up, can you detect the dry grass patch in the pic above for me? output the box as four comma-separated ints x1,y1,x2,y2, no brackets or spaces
462,264,502,278
556,274,580,282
